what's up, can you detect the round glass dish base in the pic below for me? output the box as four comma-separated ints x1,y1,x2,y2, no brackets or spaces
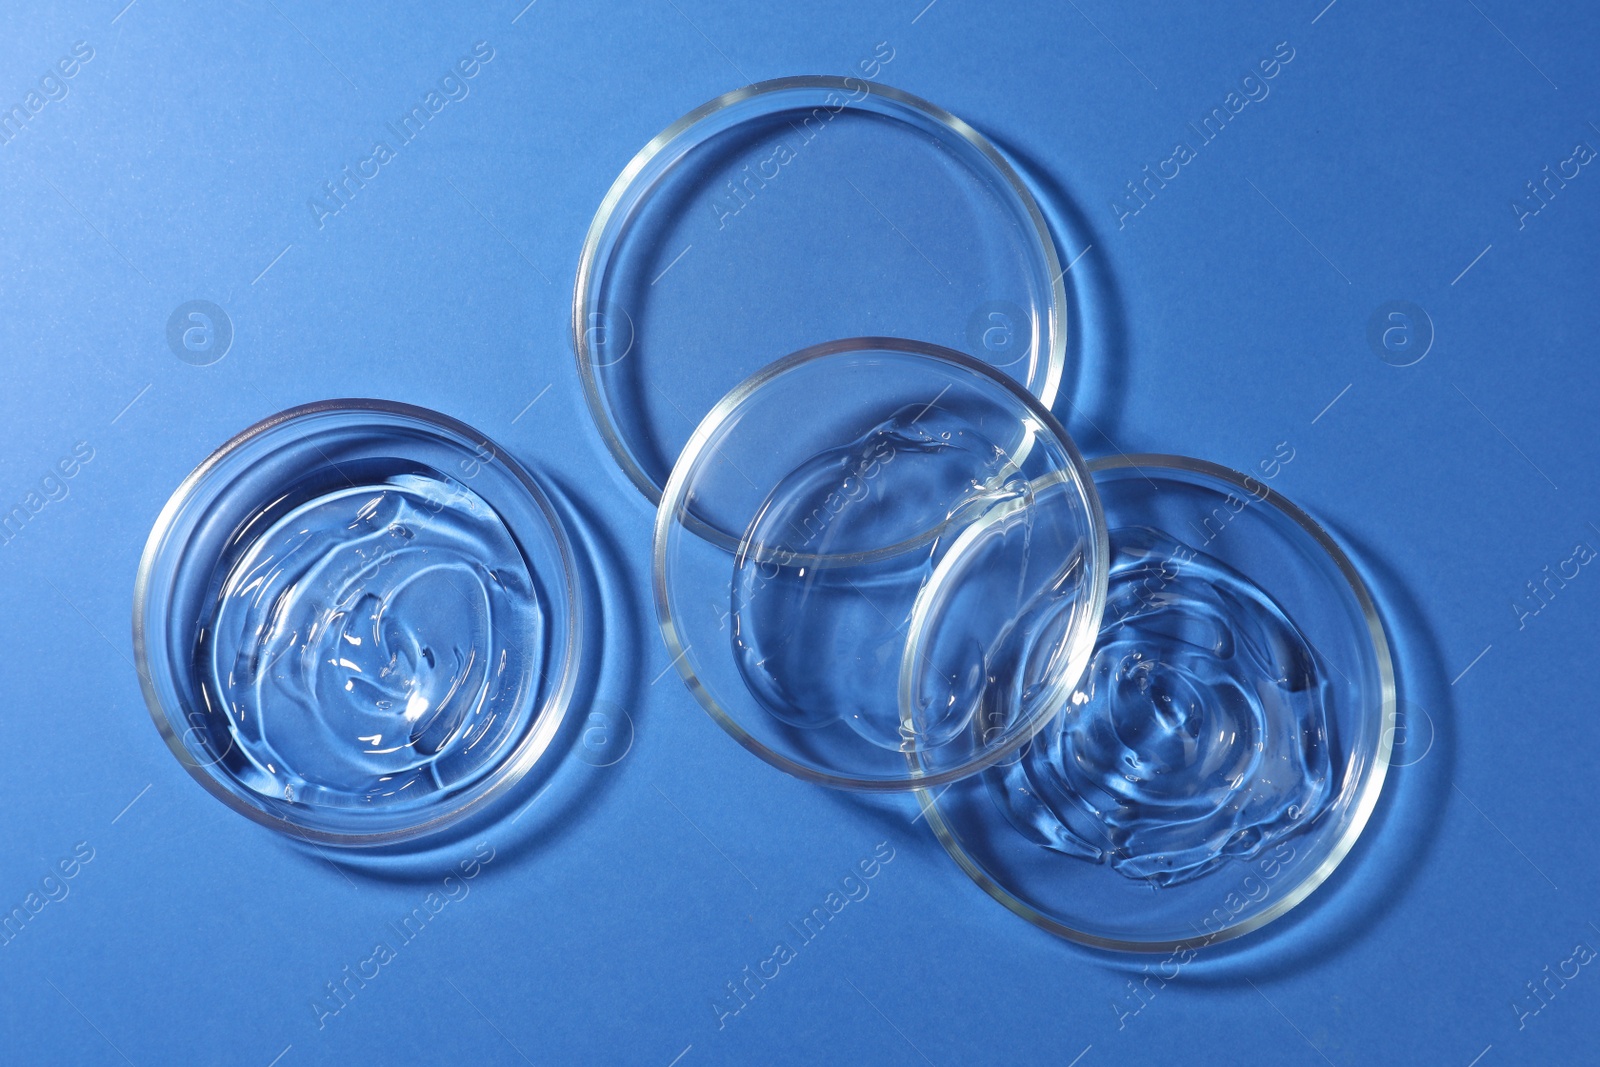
132,400,583,847
922,455,1394,950
575,75,1068,505
654,338,1106,792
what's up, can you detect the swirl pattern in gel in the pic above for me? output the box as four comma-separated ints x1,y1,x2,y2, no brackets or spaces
993,526,1335,886
198,472,544,810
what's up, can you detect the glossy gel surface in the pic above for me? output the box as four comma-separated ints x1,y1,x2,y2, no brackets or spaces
201,473,543,809
993,526,1334,886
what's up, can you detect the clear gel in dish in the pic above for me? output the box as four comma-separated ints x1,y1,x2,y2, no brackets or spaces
992,526,1334,886
201,471,544,810
133,401,581,845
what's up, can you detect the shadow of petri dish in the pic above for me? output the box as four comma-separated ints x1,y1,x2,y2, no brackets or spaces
132,400,584,849
922,455,1395,951
573,76,1068,506
988,135,1134,456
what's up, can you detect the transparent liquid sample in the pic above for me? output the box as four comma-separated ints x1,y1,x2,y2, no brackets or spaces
993,526,1334,886
199,471,543,809
729,403,1032,751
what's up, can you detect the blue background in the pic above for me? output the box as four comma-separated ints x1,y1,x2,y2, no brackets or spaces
1,1,1596,1064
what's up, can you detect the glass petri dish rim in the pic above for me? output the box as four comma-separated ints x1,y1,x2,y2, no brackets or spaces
652,336,1109,793
919,452,1397,953
130,398,585,848
572,74,1070,508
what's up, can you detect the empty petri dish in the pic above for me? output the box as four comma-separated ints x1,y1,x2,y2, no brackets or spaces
653,338,1107,791
923,455,1394,950
132,400,582,846
574,75,1067,505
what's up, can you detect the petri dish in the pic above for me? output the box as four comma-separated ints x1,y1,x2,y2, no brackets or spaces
653,338,1107,792
132,400,582,847
574,75,1067,506
922,455,1395,950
